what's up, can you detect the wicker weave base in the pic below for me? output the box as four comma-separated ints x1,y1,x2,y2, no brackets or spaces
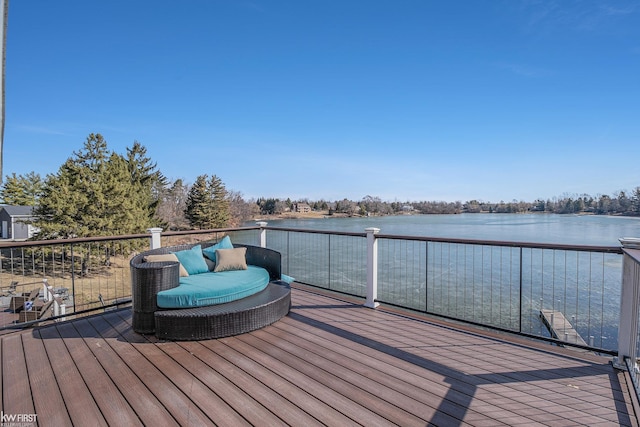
154,280,291,341
131,261,180,334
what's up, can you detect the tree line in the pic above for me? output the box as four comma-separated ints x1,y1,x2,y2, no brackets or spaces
0,134,259,239
1,133,638,241
256,192,640,217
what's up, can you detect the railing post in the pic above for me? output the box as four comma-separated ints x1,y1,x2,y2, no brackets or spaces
42,279,49,302
365,227,380,309
256,221,268,248
614,238,640,370
147,227,163,250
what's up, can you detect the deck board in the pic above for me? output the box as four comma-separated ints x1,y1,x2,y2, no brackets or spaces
37,324,108,425
0,286,637,426
198,337,360,426
73,316,175,426
2,333,35,417
54,321,143,426
97,312,213,426
20,332,72,427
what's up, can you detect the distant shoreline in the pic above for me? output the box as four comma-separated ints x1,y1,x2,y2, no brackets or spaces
252,210,639,222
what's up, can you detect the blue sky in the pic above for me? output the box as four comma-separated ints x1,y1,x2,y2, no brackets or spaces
4,0,640,203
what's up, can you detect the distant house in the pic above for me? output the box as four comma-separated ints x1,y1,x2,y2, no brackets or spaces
0,205,37,240
294,203,311,213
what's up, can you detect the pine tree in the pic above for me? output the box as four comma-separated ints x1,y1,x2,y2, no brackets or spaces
125,141,167,231
0,172,42,205
208,174,230,228
632,187,640,215
184,175,210,229
32,133,164,238
184,174,230,229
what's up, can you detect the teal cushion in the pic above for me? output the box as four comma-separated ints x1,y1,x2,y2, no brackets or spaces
281,274,295,284
202,236,233,262
156,265,270,308
171,245,209,275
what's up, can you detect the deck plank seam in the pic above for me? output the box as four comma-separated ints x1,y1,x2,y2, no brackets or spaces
177,339,326,427
108,309,225,426
252,322,482,426
60,319,144,426
238,327,440,426
98,311,209,425
219,334,394,426
22,331,73,426
197,335,362,426
36,322,108,425
156,334,283,426
81,314,182,426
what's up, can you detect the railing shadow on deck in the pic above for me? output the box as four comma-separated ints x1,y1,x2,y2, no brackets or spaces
29,307,134,343
288,307,632,427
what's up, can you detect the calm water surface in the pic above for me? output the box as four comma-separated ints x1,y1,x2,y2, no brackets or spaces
260,213,640,246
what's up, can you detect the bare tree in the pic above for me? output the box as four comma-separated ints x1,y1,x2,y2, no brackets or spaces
227,190,260,227
157,179,190,230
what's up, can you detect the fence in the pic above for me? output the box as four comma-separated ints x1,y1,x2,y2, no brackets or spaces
1,224,637,362
0,227,261,329
264,225,625,354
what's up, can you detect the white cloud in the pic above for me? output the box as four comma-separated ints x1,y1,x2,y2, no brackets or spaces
495,62,552,78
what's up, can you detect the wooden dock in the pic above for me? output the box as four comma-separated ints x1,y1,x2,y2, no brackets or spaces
540,309,589,347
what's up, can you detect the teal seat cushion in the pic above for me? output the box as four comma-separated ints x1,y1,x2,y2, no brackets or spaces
156,265,270,308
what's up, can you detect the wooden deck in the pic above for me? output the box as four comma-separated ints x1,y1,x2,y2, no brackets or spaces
1,285,638,426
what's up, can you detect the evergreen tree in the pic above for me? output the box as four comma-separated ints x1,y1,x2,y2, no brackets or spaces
184,175,209,229
125,141,167,231
0,172,42,205
208,174,230,227
617,191,632,213
184,174,230,229
632,187,640,215
32,133,163,238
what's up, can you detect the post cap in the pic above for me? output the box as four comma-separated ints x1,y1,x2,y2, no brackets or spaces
619,237,640,249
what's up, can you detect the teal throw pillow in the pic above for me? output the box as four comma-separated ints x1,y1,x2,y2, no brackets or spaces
202,236,233,262
172,245,209,275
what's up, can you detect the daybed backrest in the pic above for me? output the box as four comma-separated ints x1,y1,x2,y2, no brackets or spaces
233,244,281,281
131,241,282,281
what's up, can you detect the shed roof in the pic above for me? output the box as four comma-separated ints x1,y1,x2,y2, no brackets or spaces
1,205,34,216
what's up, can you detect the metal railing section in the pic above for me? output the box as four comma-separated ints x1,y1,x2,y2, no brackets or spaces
265,227,367,296
0,226,262,329
264,225,624,354
0,222,632,360
376,237,622,351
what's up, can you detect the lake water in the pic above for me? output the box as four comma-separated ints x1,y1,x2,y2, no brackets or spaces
258,213,640,246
